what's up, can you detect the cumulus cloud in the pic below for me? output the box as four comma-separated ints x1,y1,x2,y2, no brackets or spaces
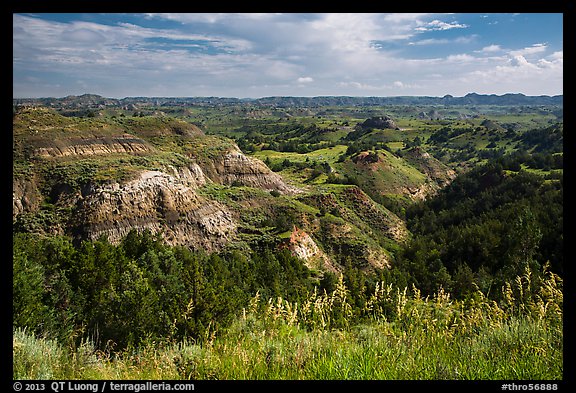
13,13,562,97
510,55,531,67
459,51,562,95
415,19,468,31
548,51,563,60
446,54,476,62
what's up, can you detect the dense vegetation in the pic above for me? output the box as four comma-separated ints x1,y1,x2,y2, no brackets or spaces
13,231,317,350
14,256,563,379
395,159,563,297
13,97,563,380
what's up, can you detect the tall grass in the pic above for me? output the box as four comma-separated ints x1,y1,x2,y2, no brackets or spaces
13,267,562,380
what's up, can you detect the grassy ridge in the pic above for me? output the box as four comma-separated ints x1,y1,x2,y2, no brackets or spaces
14,268,562,380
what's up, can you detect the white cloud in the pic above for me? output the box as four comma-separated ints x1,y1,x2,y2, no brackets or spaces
63,28,107,44
297,76,314,84
510,43,547,57
13,13,562,98
510,55,531,67
415,19,468,31
477,44,502,53
338,81,371,90
537,51,563,69
144,13,287,24
548,51,563,61
382,13,432,23
446,54,476,62
459,52,562,95
338,80,421,92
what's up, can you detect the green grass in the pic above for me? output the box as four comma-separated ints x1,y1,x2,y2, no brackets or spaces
387,141,405,151
14,268,562,380
13,316,561,379
337,149,428,197
252,145,348,165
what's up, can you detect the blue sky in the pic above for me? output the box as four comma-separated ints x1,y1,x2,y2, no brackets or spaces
13,13,563,98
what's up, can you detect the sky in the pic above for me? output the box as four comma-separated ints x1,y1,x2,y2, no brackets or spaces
13,13,563,98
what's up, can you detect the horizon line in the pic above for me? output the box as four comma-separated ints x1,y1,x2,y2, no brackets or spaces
13,92,564,100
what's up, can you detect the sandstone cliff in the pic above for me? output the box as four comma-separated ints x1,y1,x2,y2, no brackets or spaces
286,226,339,273
32,134,151,158
13,108,299,252
74,169,235,252
13,176,42,220
196,147,300,195
12,106,405,272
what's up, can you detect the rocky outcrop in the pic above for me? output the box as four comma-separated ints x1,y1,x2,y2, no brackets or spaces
13,130,299,251
402,182,439,201
296,188,405,271
13,176,42,219
317,218,391,271
286,226,338,273
418,110,442,120
360,116,399,130
199,147,300,195
75,170,235,252
163,164,208,189
32,134,151,158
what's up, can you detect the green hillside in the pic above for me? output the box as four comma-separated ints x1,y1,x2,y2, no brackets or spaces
12,98,563,381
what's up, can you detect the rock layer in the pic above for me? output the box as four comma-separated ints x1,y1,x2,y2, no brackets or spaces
75,170,236,251
198,148,300,195
287,226,339,273
32,134,151,158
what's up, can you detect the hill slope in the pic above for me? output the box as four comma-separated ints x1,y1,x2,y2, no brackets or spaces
13,107,414,271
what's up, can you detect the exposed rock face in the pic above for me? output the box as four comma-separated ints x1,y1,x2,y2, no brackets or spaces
164,164,208,189
296,188,404,271
13,176,42,219
32,134,151,158
401,182,438,201
200,147,300,195
287,226,339,273
13,138,299,251
360,116,399,130
418,110,442,120
317,218,391,271
75,170,235,252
